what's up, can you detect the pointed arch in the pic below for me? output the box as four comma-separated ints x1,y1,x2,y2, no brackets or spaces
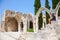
5,17,18,32
35,7,51,18
55,1,60,20
33,7,51,32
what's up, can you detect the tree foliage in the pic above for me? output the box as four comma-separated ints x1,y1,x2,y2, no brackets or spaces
34,0,41,15
45,0,50,24
52,0,60,9
34,0,42,29
38,13,43,29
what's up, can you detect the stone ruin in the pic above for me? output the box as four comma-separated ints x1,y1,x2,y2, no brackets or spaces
0,1,60,40
0,10,33,32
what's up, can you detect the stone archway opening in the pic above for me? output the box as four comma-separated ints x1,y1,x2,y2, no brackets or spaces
46,12,50,24
35,7,51,30
27,21,34,32
29,21,33,28
38,10,50,30
58,8,60,16
20,22,24,32
55,2,60,21
5,17,18,32
38,13,43,30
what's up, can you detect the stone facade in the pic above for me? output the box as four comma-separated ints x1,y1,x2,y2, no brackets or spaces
0,1,60,33
0,10,33,32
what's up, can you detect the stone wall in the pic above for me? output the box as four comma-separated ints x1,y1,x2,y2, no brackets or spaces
0,10,33,32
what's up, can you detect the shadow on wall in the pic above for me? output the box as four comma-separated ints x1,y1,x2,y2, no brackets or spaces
5,17,18,32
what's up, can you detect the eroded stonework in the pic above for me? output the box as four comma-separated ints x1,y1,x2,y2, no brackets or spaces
0,10,33,32
0,1,60,40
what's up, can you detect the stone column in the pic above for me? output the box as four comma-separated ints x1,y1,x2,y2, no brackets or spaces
18,21,21,32
1,11,6,32
33,17,36,32
35,17,38,32
42,14,46,28
1,21,5,32
42,21,44,28
55,9,58,21
23,18,27,33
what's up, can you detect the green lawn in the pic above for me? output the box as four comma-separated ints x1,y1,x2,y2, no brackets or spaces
27,28,34,32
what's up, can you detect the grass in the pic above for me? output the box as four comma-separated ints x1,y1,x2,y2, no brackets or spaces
27,28,34,32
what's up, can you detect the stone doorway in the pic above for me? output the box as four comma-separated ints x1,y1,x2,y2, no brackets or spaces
27,21,34,32
20,22,24,32
5,17,18,32
29,21,33,29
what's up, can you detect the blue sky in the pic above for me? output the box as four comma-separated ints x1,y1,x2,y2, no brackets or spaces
0,0,52,23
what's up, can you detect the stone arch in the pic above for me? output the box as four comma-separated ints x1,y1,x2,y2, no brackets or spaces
33,7,51,32
2,10,27,32
4,10,23,32
35,7,51,17
55,1,60,20
14,13,26,32
5,17,18,32
36,7,51,26
55,1,60,12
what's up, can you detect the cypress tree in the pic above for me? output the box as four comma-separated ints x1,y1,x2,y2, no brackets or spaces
45,0,50,24
34,0,40,15
52,0,60,9
34,0,42,29
38,13,43,29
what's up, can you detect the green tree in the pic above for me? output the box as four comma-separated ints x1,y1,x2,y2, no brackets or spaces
52,0,60,16
45,0,50,24
52,0,60,9
34,0,42,29
34,0,40,15
38,13,43,29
